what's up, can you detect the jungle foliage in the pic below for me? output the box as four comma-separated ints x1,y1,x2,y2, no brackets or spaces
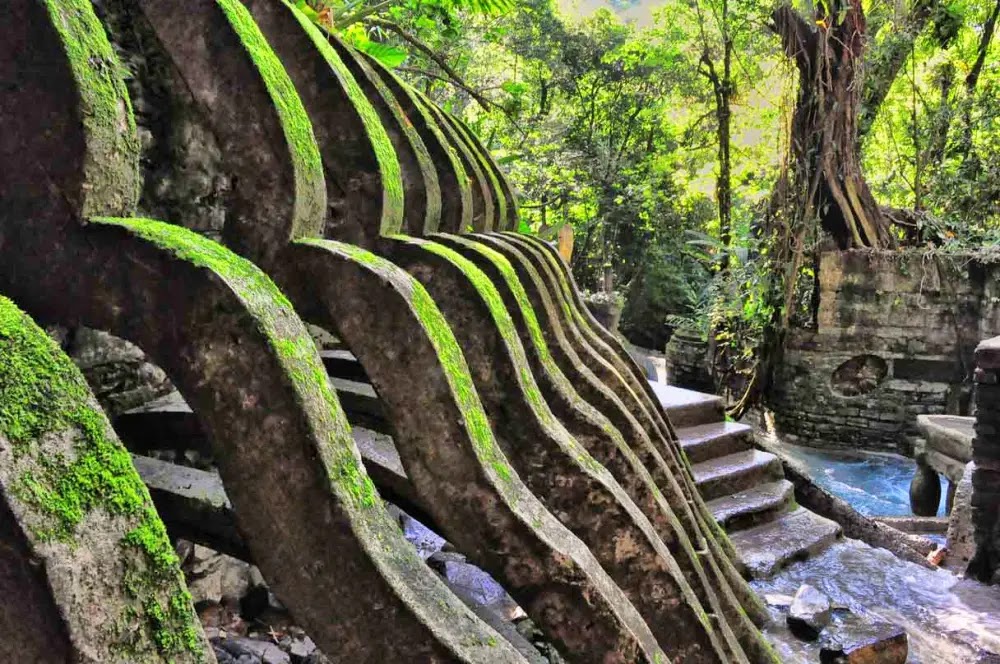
306,0,1000,394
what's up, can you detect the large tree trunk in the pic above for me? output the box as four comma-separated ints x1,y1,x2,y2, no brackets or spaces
772,0,893,249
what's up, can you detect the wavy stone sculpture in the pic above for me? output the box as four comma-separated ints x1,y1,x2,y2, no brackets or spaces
0,1,522,660
130,0,672,660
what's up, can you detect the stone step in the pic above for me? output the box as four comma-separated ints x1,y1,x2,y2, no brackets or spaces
706,479,795,532
677,421,753,465
116,392,428,523
691,449,784,501
728,507,842,578
647,380,725,429
320,349,368,382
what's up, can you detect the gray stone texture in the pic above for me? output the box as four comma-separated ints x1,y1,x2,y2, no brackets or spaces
769,250,1000,453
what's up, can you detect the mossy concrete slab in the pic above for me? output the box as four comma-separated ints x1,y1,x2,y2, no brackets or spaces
358,54,473,234
328,39,445,238
437,112,505,231
431,233,749,662
0,297,209,663
241,0,405,242
444,112,520,231
1,0,518,657
385,235,736,662
275,238,663,663
459,233,776,662
483,234,774,658
414,92,494,232
136,0,327,268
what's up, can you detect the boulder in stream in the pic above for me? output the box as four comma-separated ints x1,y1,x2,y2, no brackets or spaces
819,620,907,664
787,584,832,640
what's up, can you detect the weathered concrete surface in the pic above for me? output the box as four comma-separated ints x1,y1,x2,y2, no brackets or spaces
970,336,1000,583
483,234,770,628
326,40,444,238
730,508,843,578
466,233,774,660
692,450,785,501
132,1,674,659
275,239,669,662
447,114,520,231
948,462,979,569
916,414,975,472
767,250,1000,453
2,0,520,658
499,233,748,545
384,235,737,662
358,53,473,234
416,93,494,231
436,113,505,230
240,0,405,242
132,453,246,561
431,233,757,660
135,0,327,265
0,297,209,663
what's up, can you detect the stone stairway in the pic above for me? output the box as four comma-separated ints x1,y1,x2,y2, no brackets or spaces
652,381,843,578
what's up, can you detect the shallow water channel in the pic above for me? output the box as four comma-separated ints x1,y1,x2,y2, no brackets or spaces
774,442,948,517
749,441,1000,661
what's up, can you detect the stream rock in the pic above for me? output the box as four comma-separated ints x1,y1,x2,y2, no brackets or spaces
819,621,908,664
212,636,291,664
787,584,832,640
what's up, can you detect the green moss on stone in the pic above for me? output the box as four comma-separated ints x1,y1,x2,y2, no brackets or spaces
287,8,405,234
419,99,493,227
92,218,378,511
216,0,326,240
410,285,514,484
302,238,515,486
0,297,203,660
43,0,140,215
397,237,604,475
445,116,506,228
405,90,475,226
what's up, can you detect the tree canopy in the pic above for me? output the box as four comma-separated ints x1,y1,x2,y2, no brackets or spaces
305,0,1000,358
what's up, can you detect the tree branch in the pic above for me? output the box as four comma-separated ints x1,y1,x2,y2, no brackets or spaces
858,0,937,140
369,19,494,111
771,4,818,75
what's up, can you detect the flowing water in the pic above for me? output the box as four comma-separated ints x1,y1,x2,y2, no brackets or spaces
747,441,1000,661
754,538,1000,662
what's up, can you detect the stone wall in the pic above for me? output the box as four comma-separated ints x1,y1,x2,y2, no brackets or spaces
971,337,1000,583
768,250,1000,453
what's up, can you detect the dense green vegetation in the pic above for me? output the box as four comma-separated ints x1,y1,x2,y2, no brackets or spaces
305,0,1000,387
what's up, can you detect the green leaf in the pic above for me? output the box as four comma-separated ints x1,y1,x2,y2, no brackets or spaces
359,41,408,68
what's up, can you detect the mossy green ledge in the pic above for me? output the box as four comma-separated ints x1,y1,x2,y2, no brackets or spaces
384,234,733,662
431,232,767,662
136,0,326,268
493,233,772,637
241,0,407,243
361,55,474,234
60,217,517,662
414,91,493,233
327,38,445,239
275,236,674,663
0,295,207,662
459,232,778,663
